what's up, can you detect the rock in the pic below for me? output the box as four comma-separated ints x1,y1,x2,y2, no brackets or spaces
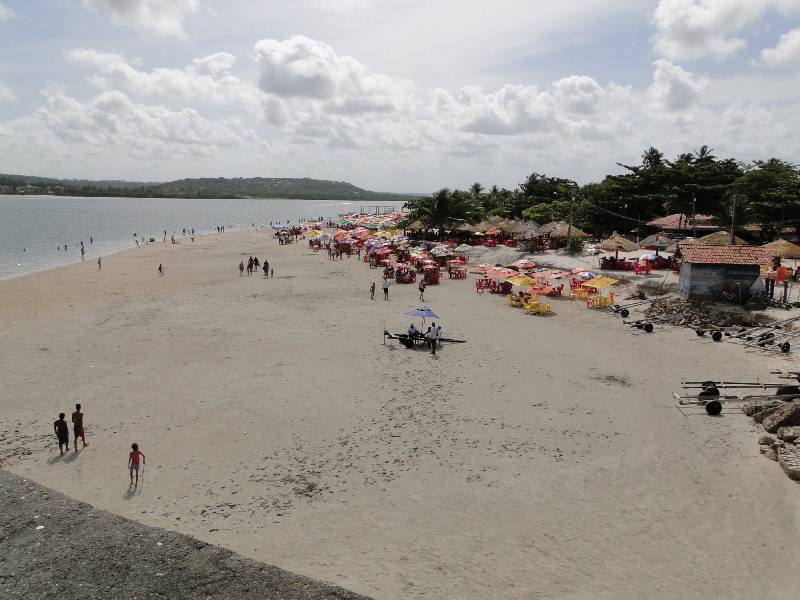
764,447,778,461
752,403,786,424
762,401,800,434
777,426,800,443
758,435,776,446
778,445,800,480
743,400,783,417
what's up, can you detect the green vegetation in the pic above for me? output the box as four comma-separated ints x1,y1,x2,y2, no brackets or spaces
404,146,800,240
0,174,410,202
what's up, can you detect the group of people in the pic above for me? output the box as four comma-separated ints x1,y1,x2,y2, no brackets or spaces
407,322,442,355
52,404,147,487
239,256,273,278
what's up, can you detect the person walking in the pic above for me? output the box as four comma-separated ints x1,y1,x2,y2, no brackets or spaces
128,443,146,487
370,282,376,300
53,413,69,455
97,257,102,271
158,263,165,276
382,277,391,300
239,261,244,277
270,267,274,278
80,245,85,260
263,261,269,277
418,279,426,301
71,404,87,451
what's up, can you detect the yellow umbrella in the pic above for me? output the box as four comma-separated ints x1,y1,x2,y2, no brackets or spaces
506,274,537,287
584,276,618,288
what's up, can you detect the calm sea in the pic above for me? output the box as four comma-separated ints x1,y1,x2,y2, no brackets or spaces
0,195,390,280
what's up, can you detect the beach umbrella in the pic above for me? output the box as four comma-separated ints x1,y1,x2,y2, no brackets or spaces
524,284,554,296
471,263,491,274
509,258,537,270
506,274,536,287
596,234,640,258
406,305,440,328
762,239,800,259
696,231,748,246
455,244,473,253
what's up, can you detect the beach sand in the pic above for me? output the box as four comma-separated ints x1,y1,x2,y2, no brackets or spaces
1,230,799,599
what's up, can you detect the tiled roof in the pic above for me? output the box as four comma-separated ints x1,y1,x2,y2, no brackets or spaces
647,213,715,229
680,244,770,265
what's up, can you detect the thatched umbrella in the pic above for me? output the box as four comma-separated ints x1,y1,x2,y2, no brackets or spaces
639,233,677,256
763,239,800,259
548,221,588,239
596,233,639,259
696,231,748,246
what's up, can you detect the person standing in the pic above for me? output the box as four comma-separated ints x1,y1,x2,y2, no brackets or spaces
239,261,245,277
382,277,391,300
128,443,146,487
90,236,93,244
97,257,102,271
418,279,426,301
427,322,440,355
53,413,69,455
71,404,87,451
80,245,85,260
263,261,269,277
370,282,376,300
270,267,274,278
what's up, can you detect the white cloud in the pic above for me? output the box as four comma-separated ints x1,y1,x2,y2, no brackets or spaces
761,28,800,66
0,81,13,103
67,48,262,111
254,35,416,114
0,3,15,20
653,0,800,60
648,59,707,110
82,0,198,38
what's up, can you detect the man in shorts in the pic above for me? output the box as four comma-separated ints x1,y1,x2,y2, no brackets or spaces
53,413,69,455
71,404,88,451
128,443,146,487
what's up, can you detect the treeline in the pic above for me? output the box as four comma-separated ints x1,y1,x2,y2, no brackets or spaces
405,146,800,240
0,174,411,202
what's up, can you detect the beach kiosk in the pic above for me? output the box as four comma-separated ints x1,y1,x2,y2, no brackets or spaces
678,244,770,300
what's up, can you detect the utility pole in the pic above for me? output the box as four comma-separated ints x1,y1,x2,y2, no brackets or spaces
566,194,574,252
637,212,641,244
691,195,697,239
730,194,737,245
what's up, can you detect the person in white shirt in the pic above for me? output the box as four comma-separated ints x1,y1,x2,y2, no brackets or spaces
382,277,391,300
427,321,439,355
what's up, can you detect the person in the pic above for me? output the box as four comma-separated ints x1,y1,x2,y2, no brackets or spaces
239,261,245,277
158,263,164,276
71,404,87,451
128,443,146,487
90,236,93,244
370,282,376,300
97,257,102,271
253,257,260,271
80,245,85,260
426,322,438,355
270,267,274,278
263,261,269,277
382,277,391,300
408,323,418,337
418,279,426,301
53,413,69,455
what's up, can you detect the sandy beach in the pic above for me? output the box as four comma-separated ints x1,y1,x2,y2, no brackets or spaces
2,230,799,599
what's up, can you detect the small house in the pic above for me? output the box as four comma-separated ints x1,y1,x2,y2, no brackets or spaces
678,244,770,299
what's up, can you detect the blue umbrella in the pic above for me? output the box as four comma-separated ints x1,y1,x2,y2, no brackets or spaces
406,306,439,319
405,306,439,329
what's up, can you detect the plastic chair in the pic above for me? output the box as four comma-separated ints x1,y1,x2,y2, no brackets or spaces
476,281,484,294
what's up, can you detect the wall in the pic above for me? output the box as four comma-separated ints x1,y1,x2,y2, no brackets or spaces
679,263,761,299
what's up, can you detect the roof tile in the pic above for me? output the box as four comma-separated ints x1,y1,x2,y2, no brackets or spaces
680,244,770,265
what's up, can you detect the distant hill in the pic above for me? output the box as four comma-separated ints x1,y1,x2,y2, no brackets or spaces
0,174,414,202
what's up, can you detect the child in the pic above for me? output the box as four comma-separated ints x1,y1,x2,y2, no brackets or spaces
53,413,69,455
128,443,146,487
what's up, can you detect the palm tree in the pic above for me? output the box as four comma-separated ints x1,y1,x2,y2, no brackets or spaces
469,182,484,201
406,188,478,238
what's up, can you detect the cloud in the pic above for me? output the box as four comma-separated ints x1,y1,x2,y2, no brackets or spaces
254,35,416,114
761,28,800,66
0,3,15,20
35,87,241,150
0,81,13,103
67,48,262,111
652,0,800,60
648,59,707,110
82,0,198,38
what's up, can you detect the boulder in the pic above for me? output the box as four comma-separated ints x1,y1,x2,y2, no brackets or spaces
752,403,787,424
758,434,776,446
762,401,800,434
777,427,800,443
743,400,782,417
764,447,778,461
778,445,800,481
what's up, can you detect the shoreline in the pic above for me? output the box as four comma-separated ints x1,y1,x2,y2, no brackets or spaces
2,230,799,598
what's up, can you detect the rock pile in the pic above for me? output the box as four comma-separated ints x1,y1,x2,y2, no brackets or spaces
645,295,757,328
745,399,800,481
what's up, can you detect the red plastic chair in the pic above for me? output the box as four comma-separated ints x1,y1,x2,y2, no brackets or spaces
476,280,484,294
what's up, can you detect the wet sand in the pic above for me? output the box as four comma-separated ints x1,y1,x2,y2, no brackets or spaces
1,230,799,598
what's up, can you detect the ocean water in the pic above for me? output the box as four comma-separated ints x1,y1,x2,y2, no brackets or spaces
0,195,388,280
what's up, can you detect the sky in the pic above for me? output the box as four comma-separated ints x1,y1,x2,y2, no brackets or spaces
1,0,800,192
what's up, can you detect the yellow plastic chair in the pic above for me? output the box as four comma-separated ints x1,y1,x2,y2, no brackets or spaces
536,303,551,316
